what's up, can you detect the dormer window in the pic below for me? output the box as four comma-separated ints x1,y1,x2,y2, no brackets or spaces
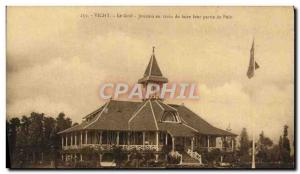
161,111,180,123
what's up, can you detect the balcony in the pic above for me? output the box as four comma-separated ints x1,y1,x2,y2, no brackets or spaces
62,144,163,151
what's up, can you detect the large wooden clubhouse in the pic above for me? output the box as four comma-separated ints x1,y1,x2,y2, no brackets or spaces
58,48,236,166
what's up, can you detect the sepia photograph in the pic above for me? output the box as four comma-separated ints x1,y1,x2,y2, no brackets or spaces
6,6,295,169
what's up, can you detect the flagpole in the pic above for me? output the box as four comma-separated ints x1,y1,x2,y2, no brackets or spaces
251,88,256,169
247,38,257,169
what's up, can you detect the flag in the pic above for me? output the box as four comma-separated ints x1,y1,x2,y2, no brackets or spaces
247,40,260,79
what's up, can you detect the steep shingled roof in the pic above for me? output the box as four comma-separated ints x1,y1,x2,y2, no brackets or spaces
170,104,236,136
138,53,168,84
87,100,141,131
128,100,158,131
144,54,163,77
59,99,236,137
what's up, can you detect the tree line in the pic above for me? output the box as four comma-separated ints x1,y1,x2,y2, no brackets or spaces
7,112,74,167
237,125,294,168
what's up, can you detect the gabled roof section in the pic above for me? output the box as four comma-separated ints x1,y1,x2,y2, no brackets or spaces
158,122,196,137
83,104,105,120
57,110,101,134
138,48,168,84
170,104,237,136
128,100,159,131
150,100,167,122
57,101,111,134
87,100,141,131
58,100,142,134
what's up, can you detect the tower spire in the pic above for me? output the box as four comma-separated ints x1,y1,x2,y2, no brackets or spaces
138,47,168,84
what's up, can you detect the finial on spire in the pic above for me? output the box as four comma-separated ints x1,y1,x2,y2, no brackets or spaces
152,46,155,54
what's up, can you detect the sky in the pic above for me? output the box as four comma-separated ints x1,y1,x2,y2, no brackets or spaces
6,7,294,145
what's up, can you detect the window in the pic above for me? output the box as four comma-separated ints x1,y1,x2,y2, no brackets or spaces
162,111,179,123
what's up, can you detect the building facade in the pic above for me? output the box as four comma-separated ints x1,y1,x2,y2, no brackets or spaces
58,48,236,166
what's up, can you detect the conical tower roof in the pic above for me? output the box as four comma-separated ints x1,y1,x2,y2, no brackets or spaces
138,47,168,84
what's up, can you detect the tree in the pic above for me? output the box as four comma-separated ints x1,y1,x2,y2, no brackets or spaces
56,112,72,132
7,117,21,163
43,116,56,161
16,116,31,163
238,128,251,162
279,125,291,164
28,112,45,162
268,145,280,162
256,131,273,162
8,112,73,167
54,112,72,151
282,125,291,155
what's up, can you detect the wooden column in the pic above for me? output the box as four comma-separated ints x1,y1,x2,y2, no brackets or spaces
80,154,83,161
156,132,159,151
142,132,145,146
61,135,64,148
231,137,234,151
220,137,223,150
99,154,102,164
155,154,159,162
191,137,195,152
172,137,175,152
94,131,97,144
71,133,73,146
80,131,83,145
85,130,88,144
127,132,130,145
91,131,93,144
207,136,210,150
165,133,168,145
75,133,77,146
117,131,120,145
100,131,102,145
66,135,68,147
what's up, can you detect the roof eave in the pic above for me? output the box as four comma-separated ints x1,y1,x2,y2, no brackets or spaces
138,76,168,84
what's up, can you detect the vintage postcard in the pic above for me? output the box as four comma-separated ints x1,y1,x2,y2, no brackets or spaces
6,6,295,169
